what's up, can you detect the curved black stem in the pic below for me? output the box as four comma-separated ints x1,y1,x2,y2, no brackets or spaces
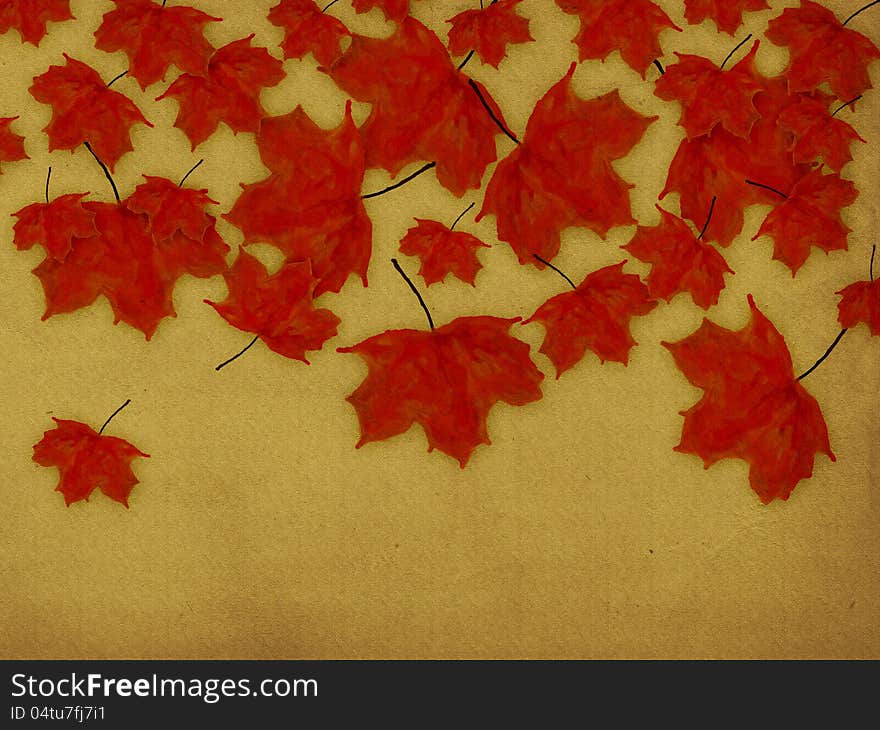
843,0,880,25
83,141,120,202
391,258,434,330
45,167,51,203
178,159,204,187
322,0,340,11
468,79,520,144
533,254,576,290
797,329,847,381
106,70,128,87
653,59,665,75
831,95,862,116
697,195,717,240
720,33,752,70
216,335,260,371
99,399,131,435
870,244,876,282
457,50,475,70
745,179,788,199
362,162,436,199
450,202,475,230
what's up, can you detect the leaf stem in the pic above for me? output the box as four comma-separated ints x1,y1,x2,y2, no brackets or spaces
745,179,788,199
533,254,576,290
322,0,340,11
468,79,520,144
697,195,717,240
871,244,876,282
450,202,475,230
831,95,862,116
106,70,128,87
391,258,434,330
362,162,436,199
457,50,476,71
83,141,120,203
216,335,260,371
178,159,204,187
99,399,132,434
45,166,51,203
797,329,847,381
653,59,665,75
720,33,752,70
843,0,880,25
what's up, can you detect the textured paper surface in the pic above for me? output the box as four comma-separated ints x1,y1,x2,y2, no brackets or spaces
0,0,878,659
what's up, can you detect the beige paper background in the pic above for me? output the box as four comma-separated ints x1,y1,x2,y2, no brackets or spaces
0,0,878,659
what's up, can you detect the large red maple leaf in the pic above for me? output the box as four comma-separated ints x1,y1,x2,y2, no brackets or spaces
156,35,285,149
766,0,880,102
33,417,149,507
0,116,27,173
525,261,657,377
683,0,769,35
555,0,681,77
447,0,533,68
0,0,73,46
751,169,857,274
13,193,98,261
94,0,220,90
269,0,349,67
477,63,656,265
326,16,510,197
776,93,865,172
838,278,880,336
398,218,489,286
224,102,370,296
338,316,543,467
664,294,835,503
30,55,152,171
125,175,217,243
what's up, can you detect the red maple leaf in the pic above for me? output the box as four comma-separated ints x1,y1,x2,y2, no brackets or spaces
683,0,769,35
206,248,339,363
447,0,533,68
654,41,762,139
33,417,149,506
156,35,285,149
338,316,543,466
623,205,733,309
0,116,28,172
29,55,152,171
326,16,510,197
0,0,73,46
477,63,656,264
776,93,865,172
13,193,98,261
269,0,349,67
398,218,489,286
837,278,880,336
125,175,217,243
555,0,681,77
525,261,657,377
751,169,858,274
224,102,370,296
352,0,415,22
664,294,835,503
766,0,880,102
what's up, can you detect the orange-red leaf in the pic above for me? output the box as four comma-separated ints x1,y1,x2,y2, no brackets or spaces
0,116,27,172
837,278,880,335
30,55,152,171
751,169,857,274
94,0,220,89
683,0,769,35
206,248,339,363
623,205,733,309
326,16,509,197
269,0,349,67
766,0,880,101
156,35,285,149
338,316,543,467
555,0,681,77
0,0,73,46
477,63,656,264
776,93,865,172
525,261,657,377
664,294,835,503
398,218,489,286
13,193,98,261
33,417,149,506
125,175,217,243
447,0,533,68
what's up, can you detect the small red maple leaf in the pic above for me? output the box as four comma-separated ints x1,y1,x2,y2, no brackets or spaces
776,93,865,172
664,294,835,503
398,218,489,286
13,193,98,261
206,248,339,363
156,35,285,149
326,16,510,197
125,175,218,243
447,0,533,68
477,63,656,264
269,0,350,67
837,278,880,336
683,0,769,35
525,261,657,377
766,0,880,102
0,116,27,172
352,0,416,22
33,416,149,506
555,0,681,77
338,315,543,467
225,101,371,296
751,169,857,274
623,205,733,309
654,41,762,139
30,55,152,172
0,0,73,46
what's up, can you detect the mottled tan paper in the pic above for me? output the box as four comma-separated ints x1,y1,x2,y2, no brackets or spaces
1,0,878,659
